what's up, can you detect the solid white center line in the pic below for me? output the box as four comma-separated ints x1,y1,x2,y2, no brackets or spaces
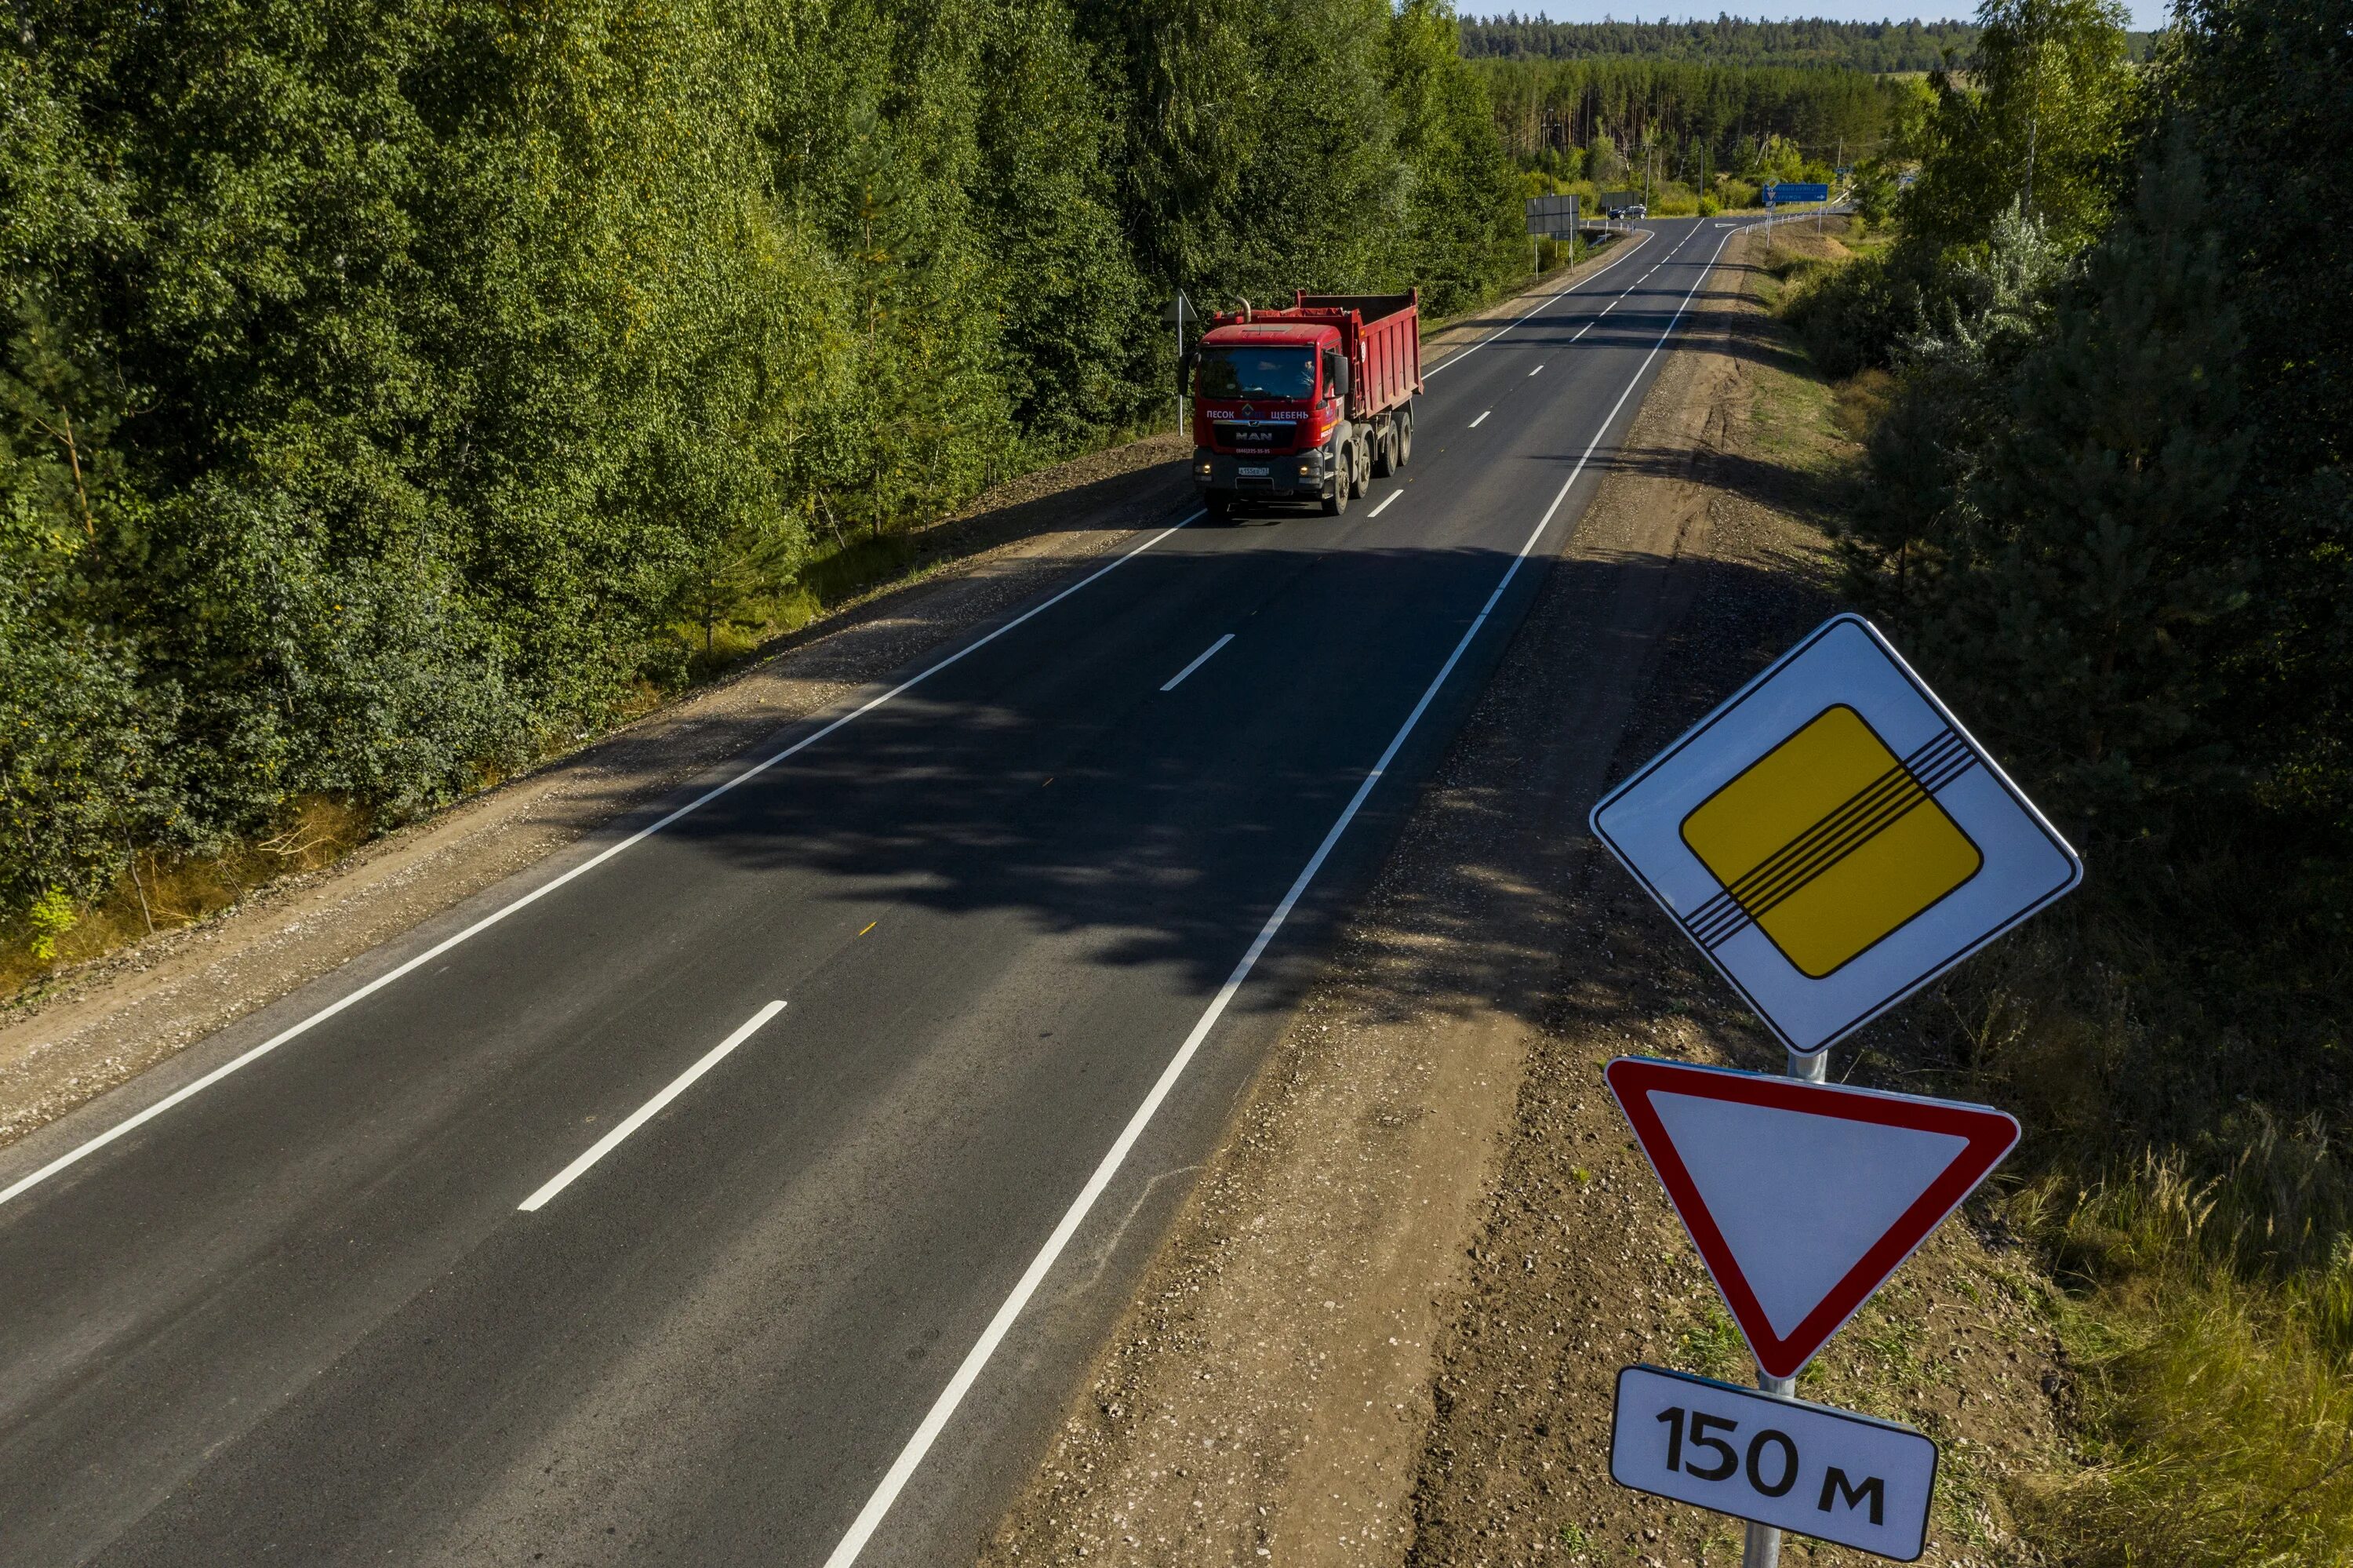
518,1000,787,1212
1528,364,1544,377
1159,635,1235,693
1469,409,1491,427
1367,490,1401,518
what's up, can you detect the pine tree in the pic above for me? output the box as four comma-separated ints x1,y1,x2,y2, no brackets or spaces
1896,147,2253,827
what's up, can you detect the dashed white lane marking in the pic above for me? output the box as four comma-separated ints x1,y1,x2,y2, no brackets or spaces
1528,364,1544,377
1469,409,1491,427
1159,634,1235,693
518,1001,787,1212
0,507,1206,1213
1367,490,1402,518
1424,228,1655,377
816,215,1749,1568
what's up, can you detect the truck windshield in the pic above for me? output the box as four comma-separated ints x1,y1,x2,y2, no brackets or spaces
1195,347,1316,400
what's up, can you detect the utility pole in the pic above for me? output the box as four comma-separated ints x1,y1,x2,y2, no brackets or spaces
1164,289,1191,437
2023,0,2044,216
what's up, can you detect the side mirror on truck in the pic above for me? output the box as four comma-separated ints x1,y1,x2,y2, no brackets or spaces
1324,349,1351,397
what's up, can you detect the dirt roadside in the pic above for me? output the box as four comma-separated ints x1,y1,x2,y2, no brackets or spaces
979,228,2069,1568
0,242,1640,1159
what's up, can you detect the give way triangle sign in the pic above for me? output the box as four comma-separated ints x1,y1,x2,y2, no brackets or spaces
1606,1057,2020,1378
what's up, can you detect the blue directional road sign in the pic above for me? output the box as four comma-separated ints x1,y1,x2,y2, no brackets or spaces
1765,182,1831,204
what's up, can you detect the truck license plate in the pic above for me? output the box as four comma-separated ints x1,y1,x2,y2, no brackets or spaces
1238,465,1269,477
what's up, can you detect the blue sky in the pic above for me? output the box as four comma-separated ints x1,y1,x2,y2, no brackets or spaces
1500,4,2174,32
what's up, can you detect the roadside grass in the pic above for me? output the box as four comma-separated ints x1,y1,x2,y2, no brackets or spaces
1759,229,2353,1568
0,797,376,1002
2026,1253,2353,1566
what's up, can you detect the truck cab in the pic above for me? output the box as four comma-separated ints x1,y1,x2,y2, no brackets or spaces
1191,324,1352,515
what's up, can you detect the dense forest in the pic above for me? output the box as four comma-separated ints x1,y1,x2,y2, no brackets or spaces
1784,0,2353,1554
1462,13,1982,71
1478,56,1901,188
0,0,1524,941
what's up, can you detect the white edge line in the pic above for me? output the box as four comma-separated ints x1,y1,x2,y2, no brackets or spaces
1366,490,1402,518
518,999,787,1212
817,219,1744,1568
0,511,1206,1213
1423,227,1653,377
1158,633,1235,693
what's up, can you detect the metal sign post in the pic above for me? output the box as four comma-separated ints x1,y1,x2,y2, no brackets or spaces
1523,195,1580,268
1747,1043,1824,1568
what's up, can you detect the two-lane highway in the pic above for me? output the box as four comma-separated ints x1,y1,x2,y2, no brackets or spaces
0,217,1740,1566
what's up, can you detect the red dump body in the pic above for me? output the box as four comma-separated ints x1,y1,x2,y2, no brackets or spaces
1291,289,1424,418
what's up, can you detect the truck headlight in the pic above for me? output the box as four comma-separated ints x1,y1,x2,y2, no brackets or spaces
1195,460,1213,477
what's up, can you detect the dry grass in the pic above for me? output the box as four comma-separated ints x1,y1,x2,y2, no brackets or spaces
2021,1238,2353,1565
0,796,376,999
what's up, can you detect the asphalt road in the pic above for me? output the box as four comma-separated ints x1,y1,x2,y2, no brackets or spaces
0,215,1739,1566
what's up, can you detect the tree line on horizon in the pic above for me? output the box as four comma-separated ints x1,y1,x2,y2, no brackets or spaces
1478,53,1905,182
1460,13,1983,71
0,0,1526,940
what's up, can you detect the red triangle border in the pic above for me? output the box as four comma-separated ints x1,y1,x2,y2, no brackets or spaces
1606,1057,2020,1379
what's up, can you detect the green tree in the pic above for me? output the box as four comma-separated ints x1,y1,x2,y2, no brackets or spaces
1862,150,2253,827
1900,0,2139,253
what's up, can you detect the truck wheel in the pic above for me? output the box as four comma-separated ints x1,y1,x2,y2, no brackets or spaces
1321,449,1351,515
1395,406,1413,467
1350,441,1369,499
1371,423,1395,478
1202,494,1235,525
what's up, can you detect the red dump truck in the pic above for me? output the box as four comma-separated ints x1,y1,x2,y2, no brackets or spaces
1187,290,1423,519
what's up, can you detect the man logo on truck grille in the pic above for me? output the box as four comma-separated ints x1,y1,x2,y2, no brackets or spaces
1678,705,1981,978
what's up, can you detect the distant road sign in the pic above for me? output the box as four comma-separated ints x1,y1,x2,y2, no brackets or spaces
1765,182,1831,203
1606,1057,2020,1377
1612,1365,1938,1559
1523,193,1579,236
1588,613,2081,1056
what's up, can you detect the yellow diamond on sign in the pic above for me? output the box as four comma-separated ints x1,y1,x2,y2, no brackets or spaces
1678,705,1982,978
1591,616,2082,1055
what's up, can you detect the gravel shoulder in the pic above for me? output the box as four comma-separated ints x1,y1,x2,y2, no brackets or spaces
0,246,1636,1159
979,230,2070,1568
